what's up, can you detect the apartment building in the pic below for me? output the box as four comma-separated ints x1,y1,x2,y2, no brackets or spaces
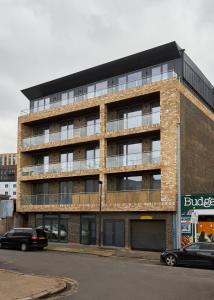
0,153,17,198
17,42,214,250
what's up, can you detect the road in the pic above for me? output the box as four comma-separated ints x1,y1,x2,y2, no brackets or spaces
0,249,214,300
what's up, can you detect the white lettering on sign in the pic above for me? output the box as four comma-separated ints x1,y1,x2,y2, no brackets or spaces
184,196,214,208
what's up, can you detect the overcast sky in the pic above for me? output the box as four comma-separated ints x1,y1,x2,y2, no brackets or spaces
0,0,213,153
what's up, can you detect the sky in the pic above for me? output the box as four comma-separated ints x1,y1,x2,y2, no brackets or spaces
0,0,214,153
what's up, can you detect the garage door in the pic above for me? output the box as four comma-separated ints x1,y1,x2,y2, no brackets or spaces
131,220,166,251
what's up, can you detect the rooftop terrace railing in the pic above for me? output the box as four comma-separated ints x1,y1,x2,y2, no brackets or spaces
20,70,177,115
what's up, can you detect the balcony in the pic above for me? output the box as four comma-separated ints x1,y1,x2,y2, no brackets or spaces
106,112,160,132
21,192,99,208
106,151,160,168
22,124,100,147
105,190,161,210
20,70,177,115
22,158,99,176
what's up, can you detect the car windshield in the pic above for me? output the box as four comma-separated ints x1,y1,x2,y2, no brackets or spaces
184,243,200,251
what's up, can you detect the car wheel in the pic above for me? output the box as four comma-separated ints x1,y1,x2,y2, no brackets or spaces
0,242,3,249
21,243,27,251
165,254,177,266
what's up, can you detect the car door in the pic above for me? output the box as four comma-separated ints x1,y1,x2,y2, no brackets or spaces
197,243,214,267
179,243,200,265
2,230,15,248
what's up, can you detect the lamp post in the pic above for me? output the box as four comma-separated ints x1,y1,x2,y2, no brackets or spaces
98,180,103,247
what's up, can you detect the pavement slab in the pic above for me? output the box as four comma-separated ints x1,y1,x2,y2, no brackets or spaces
0,269,67,300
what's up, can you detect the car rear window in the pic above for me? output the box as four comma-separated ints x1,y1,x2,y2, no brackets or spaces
36,229,47,238
14,229,33,237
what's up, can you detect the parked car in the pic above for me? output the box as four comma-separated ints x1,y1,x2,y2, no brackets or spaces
160,242,214,268
0,228,48,251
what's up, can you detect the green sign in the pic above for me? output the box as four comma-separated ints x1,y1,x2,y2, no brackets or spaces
181,194,214,213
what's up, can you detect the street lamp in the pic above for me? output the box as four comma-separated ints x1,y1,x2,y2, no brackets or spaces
98,180,103,247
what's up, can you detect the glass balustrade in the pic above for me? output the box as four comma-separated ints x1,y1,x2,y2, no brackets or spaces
106,151,160,168
21,192,99,206
22,124,100,147
20,70,177,115
22,158,100,176
106,111,160,132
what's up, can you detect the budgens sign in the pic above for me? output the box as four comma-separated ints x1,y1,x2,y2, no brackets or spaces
181,194,214,213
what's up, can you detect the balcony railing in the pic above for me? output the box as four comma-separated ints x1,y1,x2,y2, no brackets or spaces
21,192,99,206
106,151,160,168
20,70,177,115
22,158,99,176
106,111,160,132
22,124,100,147
105,190,161,208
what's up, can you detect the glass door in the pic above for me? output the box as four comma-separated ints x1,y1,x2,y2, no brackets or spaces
81,215,96,245
59,181,72,204
60,152,73,172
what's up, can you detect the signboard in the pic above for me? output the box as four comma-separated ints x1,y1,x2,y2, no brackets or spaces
140,216,153,220
181,194,214,213
180,194,214,246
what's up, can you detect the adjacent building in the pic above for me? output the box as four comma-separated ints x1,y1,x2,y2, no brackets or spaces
0,153,17,199
17,42,214,250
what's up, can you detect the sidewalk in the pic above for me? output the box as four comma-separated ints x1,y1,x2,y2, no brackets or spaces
47,243,161,262
0,269,67,300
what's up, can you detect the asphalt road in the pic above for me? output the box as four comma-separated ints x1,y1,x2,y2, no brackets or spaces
0,249,214,300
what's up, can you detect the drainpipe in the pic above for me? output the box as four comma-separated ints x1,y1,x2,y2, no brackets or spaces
176,123,181,249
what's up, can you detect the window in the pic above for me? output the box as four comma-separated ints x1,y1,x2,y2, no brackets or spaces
59,181,72,204
118,76,127,91
13,191,16,195
87,85,95,99
116,176,142,191
95,81,107,97
185,243,200,251
5,184,8,188
151,139,160,163
5,192,8,195
60,152,73,172
119,107,142,130
118,141,142,166
127,71,142,88
86,148,99,168
151,174,161,189
86,117,100,136
85,179,99,193
152,66,161,82
61,122,73,140
151,102,160,124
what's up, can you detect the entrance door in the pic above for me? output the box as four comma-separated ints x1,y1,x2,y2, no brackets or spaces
81,215,96,245
103,220,125,247
131,220,166,251
42,215,68,243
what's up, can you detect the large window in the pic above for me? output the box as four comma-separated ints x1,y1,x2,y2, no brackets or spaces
118,106,142,130
118,141,142,166
151,139,160,163
116,176,143,191
96,81,108,97
86,148,99,168
151,102,160,124
127,71,142,88
85,179,99,193
61,122,73,140
59,181,72,204
86,117,100,136
60,152,73,172
150,174,161,189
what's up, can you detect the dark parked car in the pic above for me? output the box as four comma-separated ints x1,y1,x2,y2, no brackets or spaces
160,243,214,268
0,228,48,251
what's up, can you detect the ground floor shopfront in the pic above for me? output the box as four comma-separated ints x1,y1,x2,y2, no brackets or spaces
26,211,175,251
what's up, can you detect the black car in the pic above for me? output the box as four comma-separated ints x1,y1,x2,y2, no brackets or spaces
0,228,48,251
160,243,214,268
